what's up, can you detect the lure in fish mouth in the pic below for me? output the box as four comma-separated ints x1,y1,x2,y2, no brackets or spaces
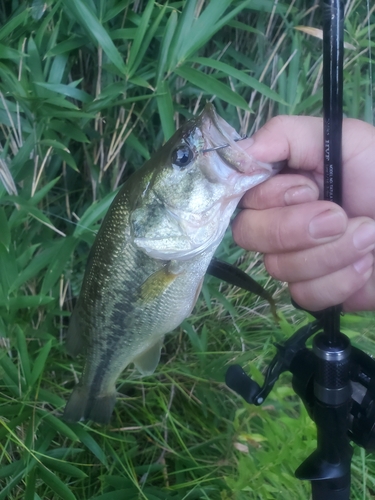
63,103,282,424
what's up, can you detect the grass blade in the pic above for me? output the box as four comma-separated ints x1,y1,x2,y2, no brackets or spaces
37,464,77,500
30,340,52,387
190,57,287,105
175,65,250,110
62,0,127,75
156,80,175,141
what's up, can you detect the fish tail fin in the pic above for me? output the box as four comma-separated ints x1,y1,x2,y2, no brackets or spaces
63,385,116,425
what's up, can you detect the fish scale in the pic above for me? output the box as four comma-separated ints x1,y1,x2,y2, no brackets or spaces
63,104,281,424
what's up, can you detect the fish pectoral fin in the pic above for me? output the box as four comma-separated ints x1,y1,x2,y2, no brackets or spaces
139,264,181,302
133,337,164,375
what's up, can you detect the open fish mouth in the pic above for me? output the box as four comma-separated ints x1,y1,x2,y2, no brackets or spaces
199,103,283,176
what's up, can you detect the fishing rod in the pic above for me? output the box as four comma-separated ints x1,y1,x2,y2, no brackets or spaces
225,1,375,498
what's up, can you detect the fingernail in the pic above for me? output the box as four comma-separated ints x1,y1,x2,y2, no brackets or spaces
353,222,375,251
284,185,318,205
308,209,346,239
353,253,374,274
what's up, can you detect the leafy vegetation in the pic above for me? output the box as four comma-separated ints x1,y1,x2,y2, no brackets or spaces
0,0,374,498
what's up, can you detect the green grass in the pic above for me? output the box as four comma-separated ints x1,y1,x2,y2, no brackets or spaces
0,0,374,499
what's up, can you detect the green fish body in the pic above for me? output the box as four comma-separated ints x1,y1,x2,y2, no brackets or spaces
64,104,280,424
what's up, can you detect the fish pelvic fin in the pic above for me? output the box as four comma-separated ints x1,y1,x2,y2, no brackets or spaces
133,337,164,375
63,385,116,425
65,306,87,357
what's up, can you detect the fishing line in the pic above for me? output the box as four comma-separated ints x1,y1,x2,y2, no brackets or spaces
201,136,248,153
42,211,98,234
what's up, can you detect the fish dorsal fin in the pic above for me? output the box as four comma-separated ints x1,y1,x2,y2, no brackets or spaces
133,337,164,375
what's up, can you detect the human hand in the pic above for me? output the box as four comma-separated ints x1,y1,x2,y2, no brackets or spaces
232,116,375,312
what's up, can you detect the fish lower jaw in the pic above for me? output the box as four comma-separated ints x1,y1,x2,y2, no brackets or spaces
133,231,223,261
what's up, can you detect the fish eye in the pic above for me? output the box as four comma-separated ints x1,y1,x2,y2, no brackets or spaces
171,145,194,169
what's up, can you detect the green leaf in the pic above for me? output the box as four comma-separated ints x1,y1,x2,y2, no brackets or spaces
48,120,89,143
29,176,61,205
90,490,139,500
0,243,18,296
0,464,28,500
126,132,150,161
227,20,263,36
41,236,78,294
190,57,287,105
44,97,81,110
47,36,87,56
182,321,207,354
128,2,167,80
0,352,25,393
63,0,127,75
166,0,196,71
37,388,66,408
24,468,36,500
37,464,77,500
0,295,54,309
15,326,31,386
156,80,175,141
0,461,22,480
9,200,64,235
38,411,79,442
48,54,69,84
39,456,87,479
127,0,155,77
0,207,11,250
168,0,252,70
175,66,250,111
73,189,119,238
209,287,238,318
9,246,54,293
156,10,177,83
0,9,28,41
0,44,23,61
27,37,46,92
39,138,71,152
35,82,93,103
70,425,109,466
30,340,52,386
0,408,33,441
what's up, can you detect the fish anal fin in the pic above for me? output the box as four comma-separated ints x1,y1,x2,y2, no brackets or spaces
133,337,164,375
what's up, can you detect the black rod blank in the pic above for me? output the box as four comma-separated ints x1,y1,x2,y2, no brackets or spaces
322,0,344,344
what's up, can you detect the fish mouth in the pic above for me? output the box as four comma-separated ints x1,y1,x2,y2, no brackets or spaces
199,103,280,176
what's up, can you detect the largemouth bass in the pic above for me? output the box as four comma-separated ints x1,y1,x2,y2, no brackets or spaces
64,104,280,424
